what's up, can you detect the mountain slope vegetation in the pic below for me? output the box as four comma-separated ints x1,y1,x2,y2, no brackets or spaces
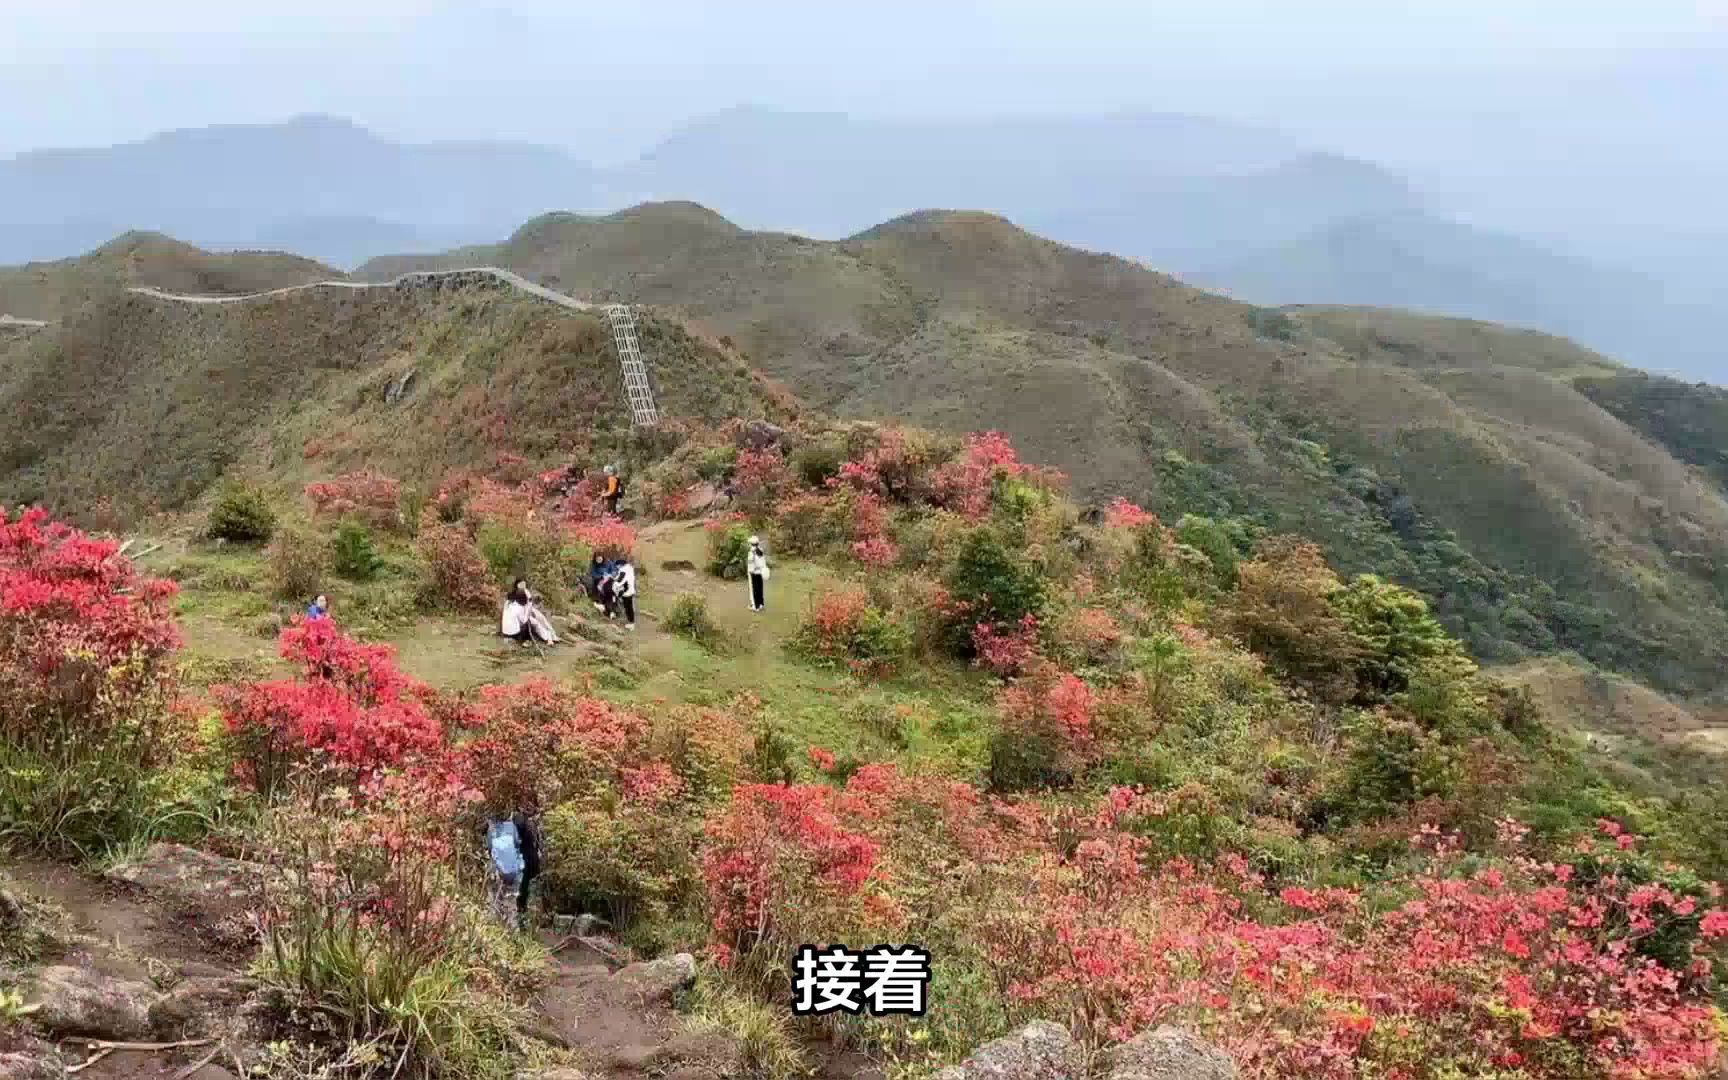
0,273,794,517
0,230,339,321
354,203,1728,695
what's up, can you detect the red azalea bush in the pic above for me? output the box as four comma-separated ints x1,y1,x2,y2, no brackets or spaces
414,523,496,612
971,614,1042,677
789,587,912,677
220,620,443,794
0,507,181,743
731,448,794,515
567,515,636,559
694,761,1728,1079
457,677,650,810
993,817,1728,1079
701,781,885,961
1104,497,1157,529
929,431,1026,520
305,470,403,530
0,506,185,850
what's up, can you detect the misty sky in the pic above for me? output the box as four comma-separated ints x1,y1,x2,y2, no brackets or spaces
4,1,1726,243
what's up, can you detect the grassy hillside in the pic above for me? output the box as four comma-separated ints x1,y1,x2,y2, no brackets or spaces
0,231,339,321
354,203,1728,695
0,275,796,518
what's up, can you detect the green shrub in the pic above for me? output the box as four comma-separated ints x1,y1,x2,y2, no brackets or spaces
747,723,797,785
706,525,752,580
695,445,739,483
789,441,845,488
331,521,385,582
206,482,278,545
539,801,699,932
267,524,326,600
666,593,729,653
476,519,576,607
946,527,1046,639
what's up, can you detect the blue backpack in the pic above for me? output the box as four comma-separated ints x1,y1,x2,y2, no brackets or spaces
489,819,522,878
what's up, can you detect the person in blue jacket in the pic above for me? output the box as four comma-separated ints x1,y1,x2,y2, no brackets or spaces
306,594,329,620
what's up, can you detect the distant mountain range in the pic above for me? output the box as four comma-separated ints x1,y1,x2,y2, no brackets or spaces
0,110,1719,380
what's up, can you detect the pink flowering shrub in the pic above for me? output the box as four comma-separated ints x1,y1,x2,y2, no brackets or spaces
971,614,1042,677
1104,497,1156,528
305,470,403,530
790,587,912,677
567,515,636,559
929,431,1027,520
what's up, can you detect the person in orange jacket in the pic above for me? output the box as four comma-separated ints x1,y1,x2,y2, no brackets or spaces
602,464,623,516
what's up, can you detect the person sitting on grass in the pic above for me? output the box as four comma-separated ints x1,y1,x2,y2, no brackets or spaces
587,554,618,618
501,579,557,646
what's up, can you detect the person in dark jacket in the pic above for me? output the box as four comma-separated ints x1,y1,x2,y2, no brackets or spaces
512,810,541,925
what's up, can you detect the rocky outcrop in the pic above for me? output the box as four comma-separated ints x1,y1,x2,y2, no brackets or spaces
606,952,696,1005
105,843,263,922
936,1021,1083,1079
1106,1027,1236,1080
147,974,259,1038
27,965,153,1040
734,420,791,452
0,1044,64,1080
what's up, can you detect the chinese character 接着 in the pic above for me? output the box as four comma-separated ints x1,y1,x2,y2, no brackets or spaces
791,945,865,1015
791,945,931,1017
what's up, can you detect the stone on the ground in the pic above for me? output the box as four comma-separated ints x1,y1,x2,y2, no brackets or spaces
105,843,264,921
148,974,259,1038
28,965,153,1040
734,421,790,451
936,1020,1083,1079
608,952,696,1005
1107,1027,1236,1080
514,1067,589,1080
0,1046,62,1080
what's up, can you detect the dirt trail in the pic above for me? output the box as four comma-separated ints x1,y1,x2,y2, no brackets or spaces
4,859,245,1079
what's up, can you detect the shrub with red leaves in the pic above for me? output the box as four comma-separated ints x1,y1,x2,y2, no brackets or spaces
305,470,403,530
0,506,180,751
220,620,443,794
701,782,883,958
567,515,636,559
457,677,650,811
413,524,496,612
1103,497,1156,528
731,448,794,515
971,614,1042,677
929,431,1026,520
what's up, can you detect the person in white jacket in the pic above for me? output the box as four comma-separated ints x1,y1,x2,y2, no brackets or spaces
746,536,770,612
614,558,637,630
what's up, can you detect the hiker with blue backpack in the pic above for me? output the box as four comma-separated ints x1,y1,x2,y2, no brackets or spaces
487,811,541,930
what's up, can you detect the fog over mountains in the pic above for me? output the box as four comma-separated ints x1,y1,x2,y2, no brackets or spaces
0,106,1721,381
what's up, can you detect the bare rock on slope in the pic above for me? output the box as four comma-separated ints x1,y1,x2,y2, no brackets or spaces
105,843,263,922
607,952,697,1005
1106,1027,1236,1080
935,1021,1083,1079
28,965,153,1040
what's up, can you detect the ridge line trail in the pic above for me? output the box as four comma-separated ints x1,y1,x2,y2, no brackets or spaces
121,266,602,311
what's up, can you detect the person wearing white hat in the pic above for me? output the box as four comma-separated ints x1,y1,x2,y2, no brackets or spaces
746,535,770,612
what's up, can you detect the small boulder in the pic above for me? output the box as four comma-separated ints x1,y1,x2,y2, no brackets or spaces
148,974,259,1038
1107,1027,1236,1080
28,965,153,1040
0,1046,63,1080
937,1021,1082,1079
661,559,697,573
734,421,790,452
607,952,696,1005
105,843,264,923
